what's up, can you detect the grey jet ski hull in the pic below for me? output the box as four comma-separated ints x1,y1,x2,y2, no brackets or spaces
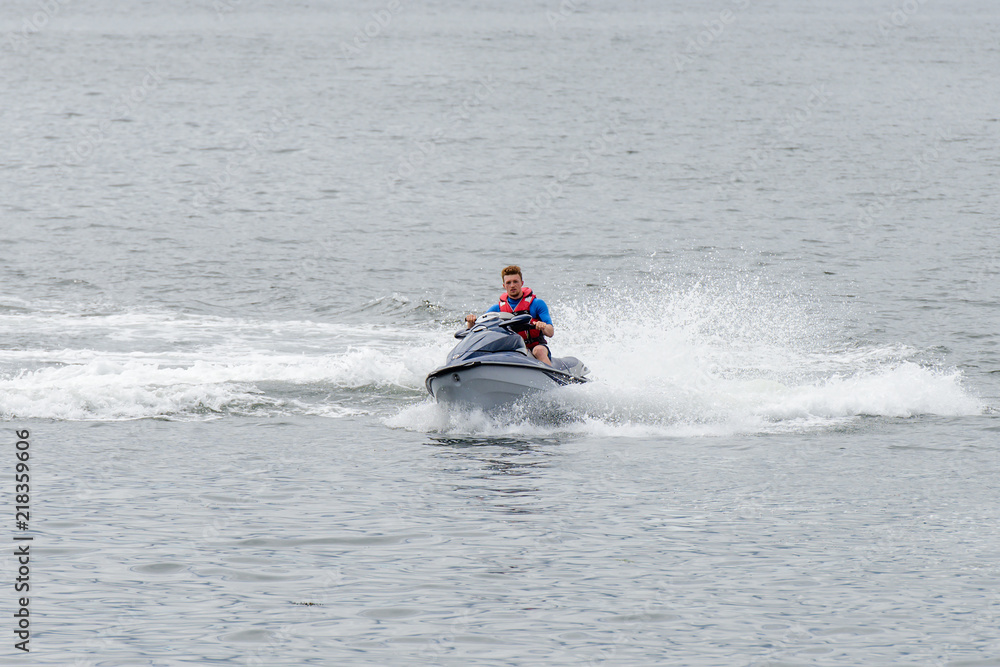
426,360,584,412
425,312,589,412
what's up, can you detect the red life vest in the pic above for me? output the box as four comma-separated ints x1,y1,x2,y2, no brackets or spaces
499,287,546,348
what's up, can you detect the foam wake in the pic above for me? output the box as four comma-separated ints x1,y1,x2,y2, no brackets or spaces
0,306,444,421
388,277,984,436
0,284,985,428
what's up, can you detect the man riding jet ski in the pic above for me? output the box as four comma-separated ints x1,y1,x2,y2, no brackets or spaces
464,265,555,366
426,266,589,411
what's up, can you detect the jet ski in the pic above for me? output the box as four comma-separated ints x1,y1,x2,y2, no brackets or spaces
425,312,589,411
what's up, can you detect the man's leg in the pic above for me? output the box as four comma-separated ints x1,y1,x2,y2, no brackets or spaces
532,344,552,366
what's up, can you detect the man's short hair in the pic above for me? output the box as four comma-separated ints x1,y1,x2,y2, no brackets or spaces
501,265,522,280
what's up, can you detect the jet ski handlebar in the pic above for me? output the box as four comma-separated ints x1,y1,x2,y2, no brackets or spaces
454,312,532,338
497,314,533,332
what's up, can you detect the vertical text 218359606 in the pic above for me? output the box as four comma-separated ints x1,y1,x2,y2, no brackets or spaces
13,429,31,653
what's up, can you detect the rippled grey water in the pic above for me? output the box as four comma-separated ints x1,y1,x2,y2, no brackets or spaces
3,0,999,664
35,417,1000,666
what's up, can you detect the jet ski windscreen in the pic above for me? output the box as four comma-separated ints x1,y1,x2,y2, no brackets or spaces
447,330,527,363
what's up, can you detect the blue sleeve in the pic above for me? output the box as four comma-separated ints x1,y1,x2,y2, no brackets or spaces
486,304,500,313
529,299,552,325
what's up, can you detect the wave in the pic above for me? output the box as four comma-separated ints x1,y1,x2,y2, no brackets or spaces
0,284,986,428
0,352,418,421
0,305,444,421
387,363,979,438
388,277,985,436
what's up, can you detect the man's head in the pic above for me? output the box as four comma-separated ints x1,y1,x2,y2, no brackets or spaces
501,265,523,299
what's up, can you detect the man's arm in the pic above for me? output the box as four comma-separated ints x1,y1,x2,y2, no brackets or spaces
530,299,554,337
466,304,501,328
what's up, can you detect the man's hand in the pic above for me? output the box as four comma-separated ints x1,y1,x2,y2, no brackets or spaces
533,320,554,337
465,313,477,328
